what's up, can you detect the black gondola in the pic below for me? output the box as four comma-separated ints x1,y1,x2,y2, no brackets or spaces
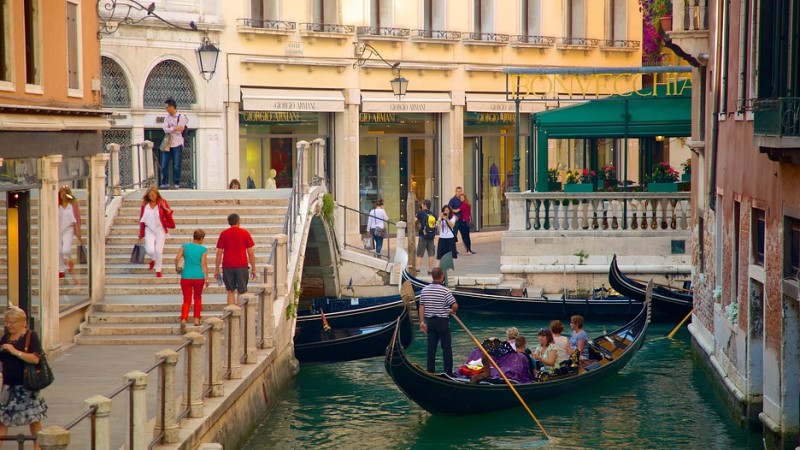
401,269,642,319
295,304,414,363
384,291,651,415
297,293,406,330
608,255,692,320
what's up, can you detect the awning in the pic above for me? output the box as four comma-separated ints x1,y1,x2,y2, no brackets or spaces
241,88,345,112
466,93,546,113
361,92,451,113
0,113,111,132
532,82,692,138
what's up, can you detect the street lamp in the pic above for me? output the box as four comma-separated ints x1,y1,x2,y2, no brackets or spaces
353,42,409,100
196,35,220,82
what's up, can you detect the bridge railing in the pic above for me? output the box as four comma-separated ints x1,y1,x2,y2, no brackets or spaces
104,142,156,206
337,203,398,260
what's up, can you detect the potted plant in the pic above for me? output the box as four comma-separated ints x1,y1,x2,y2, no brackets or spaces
596,164,618,191
646,161,680,192
639,0,672,63
564,169,595,193
680,158,691,182
547,167,562,192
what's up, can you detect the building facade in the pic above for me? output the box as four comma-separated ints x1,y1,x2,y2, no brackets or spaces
670,0,800,447
223,0,643,239
0,0,110,352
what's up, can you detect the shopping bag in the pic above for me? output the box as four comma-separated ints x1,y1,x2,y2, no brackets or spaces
130,243,146,264
159,133,172,152
78,243,88,264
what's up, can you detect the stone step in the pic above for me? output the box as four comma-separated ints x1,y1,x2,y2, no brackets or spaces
103,284,261,295
86,310,225,325
108,224,284,235
104,234,281,246
92,301,229,314
120,197,289,207
74,334,188,345
102,243,274,255
112,216,286,226
117,206,288,216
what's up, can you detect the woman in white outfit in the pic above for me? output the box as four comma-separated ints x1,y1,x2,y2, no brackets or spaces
58,185,81,279
138,187,173,277
366,198,389,257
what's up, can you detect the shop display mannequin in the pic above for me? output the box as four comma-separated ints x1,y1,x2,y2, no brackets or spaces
265,168,277,189
489,158,500,215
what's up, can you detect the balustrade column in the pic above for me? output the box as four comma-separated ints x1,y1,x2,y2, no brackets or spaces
37,426,70,450
312,138,326,184
240,293,257,363
106,143,121,196
205,317,224,396
275,234,288,297
224,305,243,379
90,153,109,303
85,395,112,450
261,265,275,349
124,370,148,450
39,155,62,355
506,193,527,231
154,349,179,444
183,332,206,418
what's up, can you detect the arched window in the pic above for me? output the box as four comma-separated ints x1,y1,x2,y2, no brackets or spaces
101,56,131,108
143,60,196,109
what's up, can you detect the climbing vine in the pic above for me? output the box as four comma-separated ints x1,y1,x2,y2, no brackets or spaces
286,280,301,319
322,193,334,228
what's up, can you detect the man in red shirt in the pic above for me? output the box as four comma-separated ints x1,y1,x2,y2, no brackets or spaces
214,213,257,305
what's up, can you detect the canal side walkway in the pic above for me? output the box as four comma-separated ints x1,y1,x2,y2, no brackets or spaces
18,233,506,448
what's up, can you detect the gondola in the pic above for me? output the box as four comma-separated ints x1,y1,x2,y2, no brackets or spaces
297,293,406,330
608,255,692,320
295,304,414,363
384,290,651,415
401,269,642,319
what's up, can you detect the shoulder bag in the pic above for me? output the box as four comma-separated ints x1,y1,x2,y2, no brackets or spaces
78,240,89,264
159,133,172,152
23,331,54,391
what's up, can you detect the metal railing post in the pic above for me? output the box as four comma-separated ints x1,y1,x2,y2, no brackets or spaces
153,349,179,444
205,317,225,396
124,370,148,450
85,395,112,450
224,305,243,379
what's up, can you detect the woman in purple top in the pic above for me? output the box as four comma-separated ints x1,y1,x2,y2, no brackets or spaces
569,315,590,363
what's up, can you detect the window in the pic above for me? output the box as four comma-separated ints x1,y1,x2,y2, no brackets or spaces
23,0,40,86
605,0,626,41
370,0,392,29
736,0,754,112
787,217,800,279
520,0,541,38
312,0,338,24
101,56,131,108
423,0,445,33
757,0,800,98
565,0,585,40
0,0,11,82
66,0,80,91
251,0,277,21
472,0,493,36
753,208,765,266
143,60,196,109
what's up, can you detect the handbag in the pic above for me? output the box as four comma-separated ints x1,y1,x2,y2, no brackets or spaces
78,242,88,264
23,332,54,391
375,227,386,238
159,133,172,152
130,242,145,264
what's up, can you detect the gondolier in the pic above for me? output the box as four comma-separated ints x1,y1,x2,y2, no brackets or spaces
419,267,459,375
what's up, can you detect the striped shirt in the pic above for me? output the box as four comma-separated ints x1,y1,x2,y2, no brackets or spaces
419,283,456,318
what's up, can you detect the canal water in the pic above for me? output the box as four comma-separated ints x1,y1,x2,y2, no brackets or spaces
241,313,764,449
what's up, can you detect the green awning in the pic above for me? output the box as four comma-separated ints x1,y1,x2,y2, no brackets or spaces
532,80,691,138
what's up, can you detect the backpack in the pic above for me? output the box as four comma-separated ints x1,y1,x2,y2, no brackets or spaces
422,212,437,240
179,114,189,139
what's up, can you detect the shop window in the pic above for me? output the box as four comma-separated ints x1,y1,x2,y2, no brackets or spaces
472,0,493,36
520,0,541,39
101,56,131,108
786,217,800,279
143,60,196,109
605,0,626,41
23,0,40,86
753,208,765,266
312,0,338,24
423,0,445,32
251,0,278,21
0,0,11,83
66,0,80,91
565,0,585,40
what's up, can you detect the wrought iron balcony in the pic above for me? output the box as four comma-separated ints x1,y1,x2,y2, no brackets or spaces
753,98,800,137
601,39,640,49
511,35,556,46
413,29,461,40
558,37,599,47
300,23,354,34
356,26,410,38
464,32,509,43
238,18,296,31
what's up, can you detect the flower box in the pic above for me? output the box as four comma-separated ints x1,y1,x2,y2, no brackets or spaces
647,182,679,193
681,173,691,182
564,183,594,193
548,181,562,192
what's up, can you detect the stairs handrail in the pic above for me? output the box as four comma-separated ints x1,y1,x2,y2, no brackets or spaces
336,203,397,260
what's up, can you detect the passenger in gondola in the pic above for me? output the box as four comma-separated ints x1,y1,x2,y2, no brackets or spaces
569,315,591,365
532,328,558,377
550,320,573,365
506,327,519,350
514,335,536,381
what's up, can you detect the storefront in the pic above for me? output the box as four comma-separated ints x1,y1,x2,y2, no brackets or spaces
239,88,343,189
358,92,450,229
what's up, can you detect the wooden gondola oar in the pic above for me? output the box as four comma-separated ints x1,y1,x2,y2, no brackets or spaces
450,314,557,442
667,308,693,339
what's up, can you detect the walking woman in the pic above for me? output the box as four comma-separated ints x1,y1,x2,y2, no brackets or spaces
457,193,475,255
57,185,81,279
0,308,48,450
175,229,210,332
366,198,389,257
436,205,458,265
138,186,174,278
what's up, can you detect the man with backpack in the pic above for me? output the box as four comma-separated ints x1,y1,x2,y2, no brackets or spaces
415,199,437,274
160,98,189,189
